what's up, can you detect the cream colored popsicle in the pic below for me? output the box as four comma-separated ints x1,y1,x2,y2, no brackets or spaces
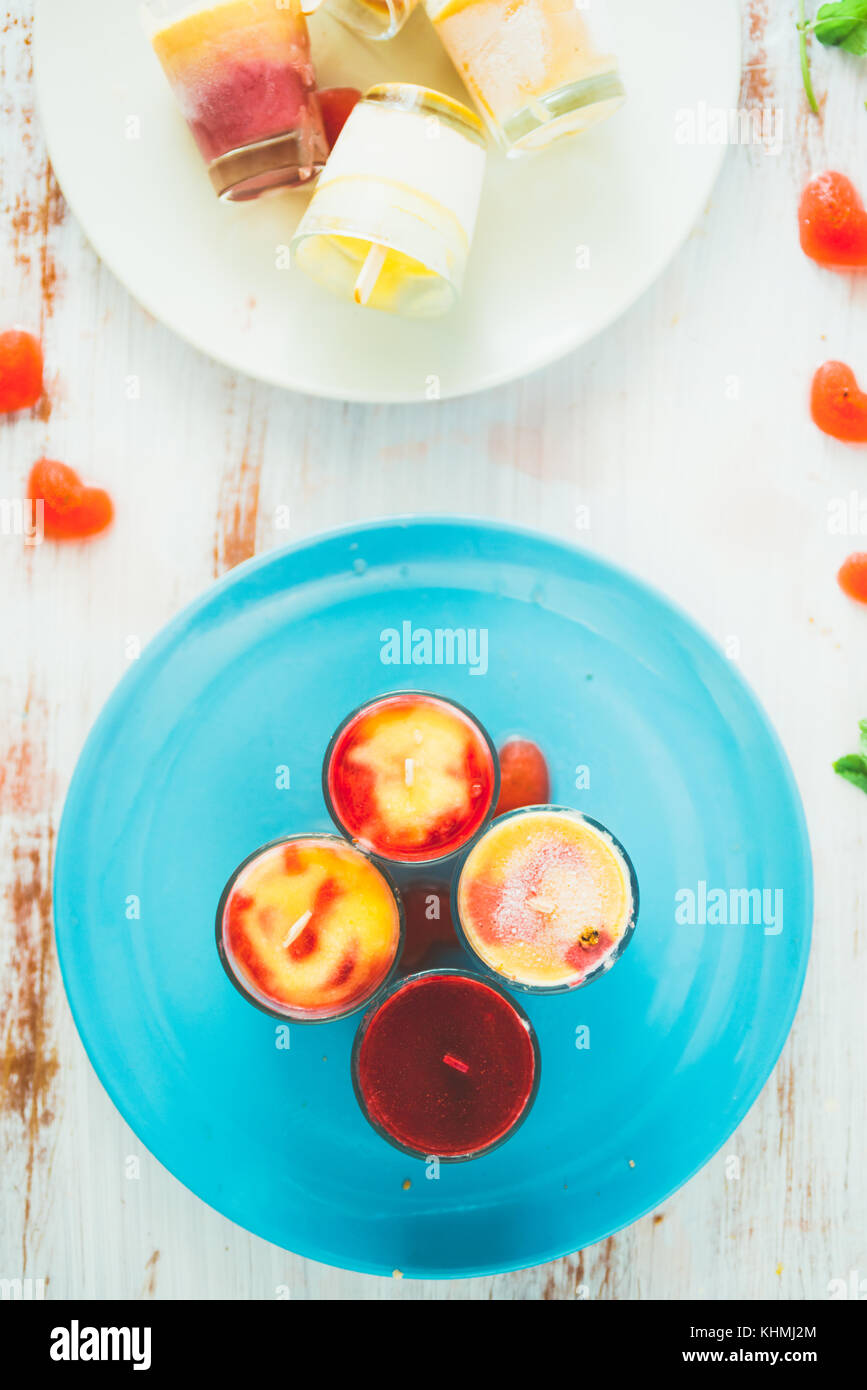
291,85,488,318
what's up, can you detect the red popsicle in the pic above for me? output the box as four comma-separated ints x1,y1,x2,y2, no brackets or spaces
354,972,538,1159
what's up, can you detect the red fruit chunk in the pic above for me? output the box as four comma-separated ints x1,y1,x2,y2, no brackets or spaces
328,944,358,990
496,738,550,816
283,844,304,873
838,554,867,605
564,929,613,973
317,87,361,149
811,362,867,443
799,172,867,268
27,458,114,540
0,330,44,412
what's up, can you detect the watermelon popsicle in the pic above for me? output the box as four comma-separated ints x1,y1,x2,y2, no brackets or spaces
352,970,540,1160
143,0,328,200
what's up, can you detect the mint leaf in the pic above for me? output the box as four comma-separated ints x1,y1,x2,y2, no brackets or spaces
814,0,867,52
821,25,867,54
833,717,867,790
834,753,867,793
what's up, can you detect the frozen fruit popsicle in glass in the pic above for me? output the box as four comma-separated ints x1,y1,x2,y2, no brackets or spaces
292,84,488,317
217,834,403,1021
324,691,499,864
352,970,540,1160
454,807,639,992
425,0,625,156
143,0,329,201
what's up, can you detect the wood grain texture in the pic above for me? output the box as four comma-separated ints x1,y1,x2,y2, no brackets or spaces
1,0,865,1299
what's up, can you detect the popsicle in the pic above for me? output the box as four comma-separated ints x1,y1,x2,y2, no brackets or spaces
217,835,403,1021
455,807,638,990
144,0,328,200
352,970,539,1159
324,691,498,864
292,84,488,317
425,0,625,156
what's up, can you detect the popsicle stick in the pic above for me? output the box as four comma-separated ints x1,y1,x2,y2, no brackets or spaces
404,757,414,787
283,909,312,948
299,0,324,13
443,1054,470,1075
354,243,387,306
528,98,553,125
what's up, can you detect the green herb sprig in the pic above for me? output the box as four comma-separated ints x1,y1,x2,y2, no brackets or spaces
833,719,867,793
798,0,867,114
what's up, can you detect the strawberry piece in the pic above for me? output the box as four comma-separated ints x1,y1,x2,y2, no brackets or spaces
317,88,361,150
27,458,114,540
799,171,867,268
838,554,867,604
0,329,44,412
496,739,550,816
811,361,867,443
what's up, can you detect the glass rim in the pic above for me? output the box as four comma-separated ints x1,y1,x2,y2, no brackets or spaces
451,805,640,996
141,0,316,33
290,224,462,303
351,967,541,1162
139,0,218,36
321,689,501,867
501,72,626,155
363,83,486,146
207,132,327,201
215,831,405,1024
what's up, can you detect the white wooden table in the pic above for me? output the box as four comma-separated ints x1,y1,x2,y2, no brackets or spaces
1,0,865,1299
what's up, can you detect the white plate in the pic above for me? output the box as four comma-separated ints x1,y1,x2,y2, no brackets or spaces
34,0,740,402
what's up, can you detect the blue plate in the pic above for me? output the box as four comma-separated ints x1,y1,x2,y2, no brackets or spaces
54,519,812,1278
